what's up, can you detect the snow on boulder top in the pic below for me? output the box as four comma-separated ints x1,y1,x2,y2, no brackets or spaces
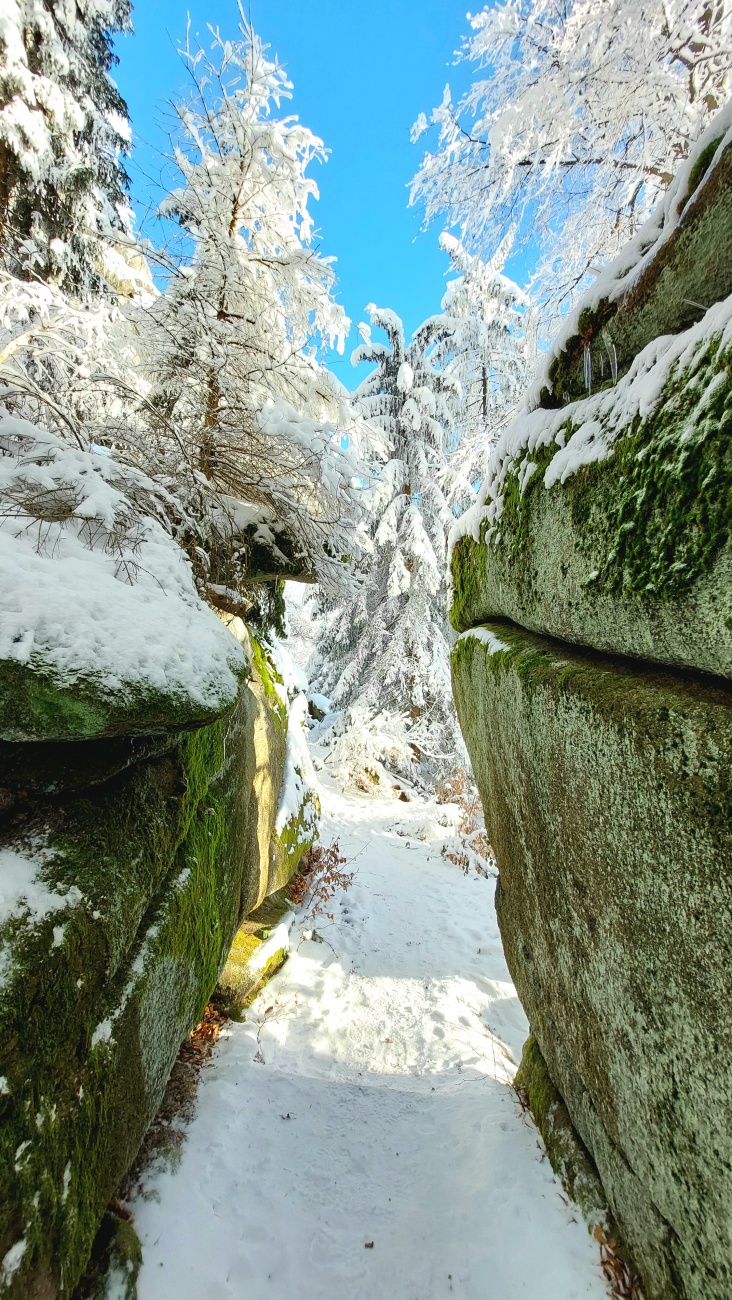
0,415,246,741
529,99,732,412
450,285,732,560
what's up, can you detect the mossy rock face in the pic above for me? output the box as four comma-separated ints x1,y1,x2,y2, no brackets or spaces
73,1211,142,1300
0,680,268,1299
543,137,732,406
231,621,318,898
451,334,732,679
0,656,247,744
248,656,288,911
269,784,319,896
452,623,732,1300
216,616,291,911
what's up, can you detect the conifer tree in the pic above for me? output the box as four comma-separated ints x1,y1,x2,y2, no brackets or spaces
0,0,133,295
436,233,534,510
314,305,467,785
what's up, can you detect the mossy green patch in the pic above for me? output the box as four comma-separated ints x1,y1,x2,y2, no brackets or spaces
249,634,286,734
515,1035,613,1238
0,655,244,743
269,781,320,896
73,1211,142,1300
502,341,732,602
679,136,724,214
581,341,732,599
539,139,732,407
213,922,288,1019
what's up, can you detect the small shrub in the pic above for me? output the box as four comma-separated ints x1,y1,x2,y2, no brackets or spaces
286,839,353,919
437,768,496,877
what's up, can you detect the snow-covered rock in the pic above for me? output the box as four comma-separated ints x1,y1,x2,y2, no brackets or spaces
449,132,732,680
0,416,246,740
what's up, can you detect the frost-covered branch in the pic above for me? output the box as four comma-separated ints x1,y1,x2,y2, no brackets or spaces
411,0,732,333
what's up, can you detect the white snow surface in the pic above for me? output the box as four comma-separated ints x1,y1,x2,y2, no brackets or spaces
274,692,319,838
0,845,80,931
456,627,512,655
267,636,320,839
0,416,244,707
131,757,607,1300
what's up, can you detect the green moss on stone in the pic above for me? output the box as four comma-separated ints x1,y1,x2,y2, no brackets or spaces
493,437,568,595
270,780,320,895
540,140,732,407
214,924,288,1019
450,337,732,677
249,635,286,734
0,655,243,743
498,342,732,603
452,621,732,1300
515,1035,613,1237
580,341,732,599
73,1211,142,1300
0,684,259,1298
679,136,724,213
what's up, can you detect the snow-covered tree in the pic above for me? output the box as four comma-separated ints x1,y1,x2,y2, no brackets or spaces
411,0,732,331
433,233,534,509
0,0,133,295
0,268,139,440
143,21,378,596
314,304,467,786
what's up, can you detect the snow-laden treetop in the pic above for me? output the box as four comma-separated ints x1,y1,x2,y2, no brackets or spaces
411,0,732,334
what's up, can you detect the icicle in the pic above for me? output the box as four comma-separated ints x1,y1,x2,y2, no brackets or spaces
583,343,592,394
603,330,618,384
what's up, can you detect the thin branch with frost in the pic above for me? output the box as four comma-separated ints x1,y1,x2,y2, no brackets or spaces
411,0,732,335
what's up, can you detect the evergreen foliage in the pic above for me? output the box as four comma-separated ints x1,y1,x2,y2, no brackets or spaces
434,233,534,511
313,304,466,784
0,0,133,296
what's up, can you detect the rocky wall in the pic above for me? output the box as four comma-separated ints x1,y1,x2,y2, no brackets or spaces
449,121,732,1300
452,624,732,1299
450,329,732,680
0,650,290,1299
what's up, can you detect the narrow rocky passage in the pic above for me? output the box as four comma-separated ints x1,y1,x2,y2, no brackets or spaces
132,760,608,1300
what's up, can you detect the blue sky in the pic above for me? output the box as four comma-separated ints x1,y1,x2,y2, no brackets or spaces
113,0,476,387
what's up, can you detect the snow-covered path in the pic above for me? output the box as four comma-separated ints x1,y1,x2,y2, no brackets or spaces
133,769,608,1300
